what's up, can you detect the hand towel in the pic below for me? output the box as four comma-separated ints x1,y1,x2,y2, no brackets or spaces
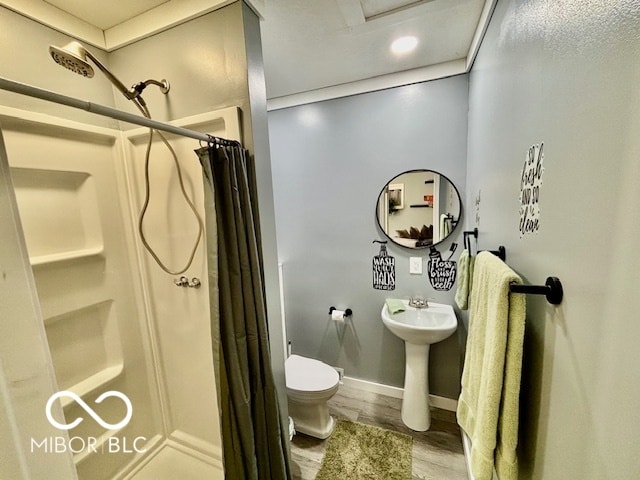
385,298,405,314
440,214,451,238
454,249,475,310
456,251,526,480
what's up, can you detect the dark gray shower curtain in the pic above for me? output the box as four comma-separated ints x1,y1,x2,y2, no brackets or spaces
197,145,291,480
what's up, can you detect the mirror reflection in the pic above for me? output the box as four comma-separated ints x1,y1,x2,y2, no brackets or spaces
376,170,461,248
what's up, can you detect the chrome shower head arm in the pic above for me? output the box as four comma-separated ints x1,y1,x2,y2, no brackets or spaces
141,79,170,94
131,79,171,99
82,49,137,100
50,41,170,103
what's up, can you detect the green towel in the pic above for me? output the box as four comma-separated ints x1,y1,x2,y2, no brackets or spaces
385,298,405,314
455,249,471,310
457,251,526,480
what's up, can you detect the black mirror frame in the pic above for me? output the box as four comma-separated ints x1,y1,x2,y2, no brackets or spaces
374,169,462,249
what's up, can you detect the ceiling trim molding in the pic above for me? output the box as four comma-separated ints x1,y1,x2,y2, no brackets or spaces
465,0,497,71
104,0,238,50
267,59,466,111
0,0,265,51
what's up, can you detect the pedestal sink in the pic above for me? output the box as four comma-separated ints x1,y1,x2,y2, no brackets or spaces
381,300,457,431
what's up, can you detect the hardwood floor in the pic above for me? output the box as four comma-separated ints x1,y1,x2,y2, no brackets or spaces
289,384,468,480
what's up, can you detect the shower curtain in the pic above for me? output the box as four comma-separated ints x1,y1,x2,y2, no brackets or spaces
197,144,291,480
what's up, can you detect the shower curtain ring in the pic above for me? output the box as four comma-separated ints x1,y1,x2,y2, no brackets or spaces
206,134,217,148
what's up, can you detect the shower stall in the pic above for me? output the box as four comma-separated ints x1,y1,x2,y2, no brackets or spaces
3,93,234,480
0,3,287,480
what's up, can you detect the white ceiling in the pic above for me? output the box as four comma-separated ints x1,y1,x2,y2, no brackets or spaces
260,0,489,100
2,0,493,106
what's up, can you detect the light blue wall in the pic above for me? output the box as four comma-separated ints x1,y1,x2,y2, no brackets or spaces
466,0,640,478
269,76,468,398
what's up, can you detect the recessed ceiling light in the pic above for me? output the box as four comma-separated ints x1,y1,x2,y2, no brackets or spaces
391,36,418,54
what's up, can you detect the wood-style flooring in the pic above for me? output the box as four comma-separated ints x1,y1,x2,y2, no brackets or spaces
289,383,468,480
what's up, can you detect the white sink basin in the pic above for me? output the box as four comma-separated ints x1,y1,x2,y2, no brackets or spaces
381,300,458,431
381,300,457,345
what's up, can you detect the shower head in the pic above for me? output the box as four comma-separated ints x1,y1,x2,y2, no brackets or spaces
48,41,170,104
49,41,94,78
49,40,132,98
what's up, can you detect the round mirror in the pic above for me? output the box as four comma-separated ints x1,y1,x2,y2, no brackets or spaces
375,170,461,249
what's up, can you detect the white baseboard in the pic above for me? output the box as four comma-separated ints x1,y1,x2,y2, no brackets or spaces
342,375,458,412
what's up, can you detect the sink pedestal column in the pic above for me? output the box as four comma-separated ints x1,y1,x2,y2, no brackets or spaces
401,342,430,431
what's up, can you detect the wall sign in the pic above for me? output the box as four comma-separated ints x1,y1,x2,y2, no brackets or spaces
474,189,481,228
427,246,457,291
519,142,545,237
372,240,395,290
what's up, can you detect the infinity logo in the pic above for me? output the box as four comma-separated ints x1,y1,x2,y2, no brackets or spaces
45,391,133,430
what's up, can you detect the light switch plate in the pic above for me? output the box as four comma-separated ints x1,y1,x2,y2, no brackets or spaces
409,257,423,275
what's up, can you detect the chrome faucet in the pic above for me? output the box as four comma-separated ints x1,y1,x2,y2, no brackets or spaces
408,296,429,309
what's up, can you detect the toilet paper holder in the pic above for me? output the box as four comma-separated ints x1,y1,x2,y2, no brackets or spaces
328,306,353,318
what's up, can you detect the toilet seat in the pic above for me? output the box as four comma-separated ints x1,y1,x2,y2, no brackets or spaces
285,354,339,394
285,354,340,439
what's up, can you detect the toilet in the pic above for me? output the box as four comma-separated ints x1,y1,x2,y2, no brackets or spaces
285,354,340,439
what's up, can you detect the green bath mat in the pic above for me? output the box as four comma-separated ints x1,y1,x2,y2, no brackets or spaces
315,419,412,480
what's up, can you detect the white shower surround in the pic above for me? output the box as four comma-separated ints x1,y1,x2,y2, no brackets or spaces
0,104,239,479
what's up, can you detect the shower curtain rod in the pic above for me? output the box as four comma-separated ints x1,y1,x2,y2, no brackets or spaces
0,76,216,143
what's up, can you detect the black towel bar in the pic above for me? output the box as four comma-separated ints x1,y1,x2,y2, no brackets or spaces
509,277,563,305
487,246,506,261
462,229,505,261
464,230,563,304
463,228,478,251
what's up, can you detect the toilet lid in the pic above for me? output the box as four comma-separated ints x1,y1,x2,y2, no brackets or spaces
286,355,339,392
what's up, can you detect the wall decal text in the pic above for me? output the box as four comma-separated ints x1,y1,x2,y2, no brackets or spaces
519,142,545,237
427,247,457,291
372,240,395,290
474,189,481,228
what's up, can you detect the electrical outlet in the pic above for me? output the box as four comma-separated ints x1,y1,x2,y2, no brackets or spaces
409,257,423,275
334,367,344,383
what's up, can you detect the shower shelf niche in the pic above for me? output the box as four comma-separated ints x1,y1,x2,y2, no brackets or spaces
60,363,124,409
44,300,125,407
30,246,104,267
10,167,104,262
